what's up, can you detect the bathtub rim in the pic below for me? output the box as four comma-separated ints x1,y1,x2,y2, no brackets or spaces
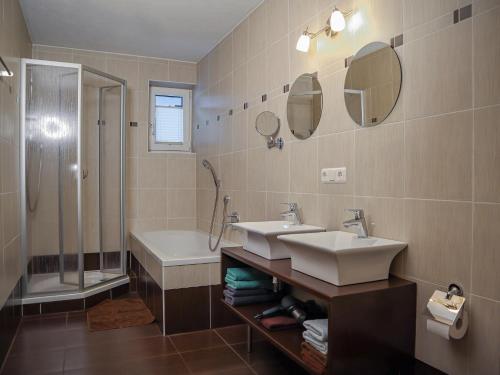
129,229,237,267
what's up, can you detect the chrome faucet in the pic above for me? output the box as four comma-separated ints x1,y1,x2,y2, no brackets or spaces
281,202,302,225
343,209,368,238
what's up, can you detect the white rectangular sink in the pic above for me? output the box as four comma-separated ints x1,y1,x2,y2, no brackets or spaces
277,231,407,286
232,221,325,260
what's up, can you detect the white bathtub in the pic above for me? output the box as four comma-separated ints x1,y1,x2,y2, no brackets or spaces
130,230,236,266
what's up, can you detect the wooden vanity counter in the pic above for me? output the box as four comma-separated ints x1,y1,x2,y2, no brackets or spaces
220,246,416,375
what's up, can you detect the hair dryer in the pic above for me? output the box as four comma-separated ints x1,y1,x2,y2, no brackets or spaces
254,295,307,323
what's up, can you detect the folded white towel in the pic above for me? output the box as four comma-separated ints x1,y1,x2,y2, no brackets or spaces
303,319,328,342
303,330,328,355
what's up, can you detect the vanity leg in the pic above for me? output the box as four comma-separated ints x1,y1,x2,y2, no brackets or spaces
246,325,253,353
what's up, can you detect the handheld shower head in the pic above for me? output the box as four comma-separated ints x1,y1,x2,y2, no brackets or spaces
202,159,220,188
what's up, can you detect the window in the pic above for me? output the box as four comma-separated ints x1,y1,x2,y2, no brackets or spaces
149,86,191,152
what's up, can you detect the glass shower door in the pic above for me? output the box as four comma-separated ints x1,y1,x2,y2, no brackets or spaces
22,61,81,294
82,70,125,286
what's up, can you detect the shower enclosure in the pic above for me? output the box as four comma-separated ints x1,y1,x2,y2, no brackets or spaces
20,59,127,299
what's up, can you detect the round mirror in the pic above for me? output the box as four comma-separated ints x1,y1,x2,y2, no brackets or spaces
287,73,323,139
344,41,402,127
255,111,280,136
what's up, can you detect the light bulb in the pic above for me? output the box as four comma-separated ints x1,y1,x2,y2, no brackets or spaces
296,33,311,53
330,9,346,32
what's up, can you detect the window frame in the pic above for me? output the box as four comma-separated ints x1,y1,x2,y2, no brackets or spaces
149,85,192,152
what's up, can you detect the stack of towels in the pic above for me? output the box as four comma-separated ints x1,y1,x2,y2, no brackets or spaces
301,319,328,375
223,267,277,306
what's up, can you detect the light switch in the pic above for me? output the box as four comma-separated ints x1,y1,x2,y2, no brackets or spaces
321,167,347,184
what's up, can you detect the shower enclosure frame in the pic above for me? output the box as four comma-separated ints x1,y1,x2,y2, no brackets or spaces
20,58,127,298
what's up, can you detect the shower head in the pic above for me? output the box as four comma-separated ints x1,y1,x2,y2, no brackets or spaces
202,159,220,188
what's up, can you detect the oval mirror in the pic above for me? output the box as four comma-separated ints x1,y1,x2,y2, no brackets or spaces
344,41,402,127
287,73,323,139
255,111,280,136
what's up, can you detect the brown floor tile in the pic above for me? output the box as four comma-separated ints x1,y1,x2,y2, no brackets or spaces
215,324,265,345
64,353,189,375
126,354,190,375
232,341,285,367
180,345,248,374
64,335,176,371
1,348,65,375
17,313,68,335
252,360,309,375
170,329,225,352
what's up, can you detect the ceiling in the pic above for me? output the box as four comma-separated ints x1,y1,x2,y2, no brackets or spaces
20,0,262,62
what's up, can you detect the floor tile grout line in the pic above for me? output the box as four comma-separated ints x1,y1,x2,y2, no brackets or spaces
213,328,258,375
168,335,194,375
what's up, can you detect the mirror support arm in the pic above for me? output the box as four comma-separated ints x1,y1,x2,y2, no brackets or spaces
266,135,284,150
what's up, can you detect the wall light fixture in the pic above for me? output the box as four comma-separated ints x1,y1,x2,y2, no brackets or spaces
295,7,352,53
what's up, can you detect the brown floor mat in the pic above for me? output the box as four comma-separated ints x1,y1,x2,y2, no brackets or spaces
87,298,155,331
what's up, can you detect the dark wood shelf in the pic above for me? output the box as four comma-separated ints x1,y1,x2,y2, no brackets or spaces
220,246,417,375
220,299,310,372
221,246,413,301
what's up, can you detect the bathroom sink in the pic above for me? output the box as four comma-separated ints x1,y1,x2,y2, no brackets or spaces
232,221,325,260
277,231,407,286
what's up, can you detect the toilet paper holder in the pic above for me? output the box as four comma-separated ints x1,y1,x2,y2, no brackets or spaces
425,283,468,340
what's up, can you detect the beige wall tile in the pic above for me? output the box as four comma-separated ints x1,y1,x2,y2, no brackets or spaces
355,196,406,241
138,157,166,189
355,123,404,197
289,0,318,30
166,155,196,189
405,199,472,289
233,64,247,109
247,191,267,221
232,151,247,191
289,193,319,225
163,264,210,289
405,20,472,119
219,153,234,190
217,35,233,81
474,105,500,203
167,189,196,218
232,111,248,153
209,262,221,285
73,51,106,71
474,6,500,107
266,192,290,221
232,19,248,69
138,58,169,89
403,0,457,30
267,0,289,45
290,138,318,194
472,203,500,300
247,51,266,100
318,131,354,195
405,111,472,201
106,56,139,90
137,189,167,218
248,2,267,58
316,194,355,231
247,148,267,191
167,218,196,230
265,146,290,193
467,296,500,374
266,36,290,93
247,103,266,148
170,61,197,84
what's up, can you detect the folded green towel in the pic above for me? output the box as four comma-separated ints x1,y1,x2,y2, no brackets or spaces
226,267,268,281
225,276,273,290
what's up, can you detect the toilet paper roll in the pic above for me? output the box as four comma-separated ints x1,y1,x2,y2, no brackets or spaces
426,311,468,340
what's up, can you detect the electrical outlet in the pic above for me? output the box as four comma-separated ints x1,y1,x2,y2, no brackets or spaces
321,167,347,184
